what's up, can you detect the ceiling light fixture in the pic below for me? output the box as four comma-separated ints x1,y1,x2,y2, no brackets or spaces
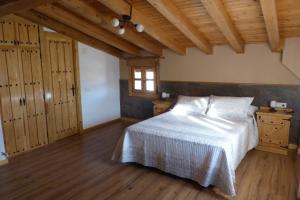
111,0,144,35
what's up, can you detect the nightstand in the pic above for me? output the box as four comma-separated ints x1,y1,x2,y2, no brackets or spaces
256,106,292,155
152,99,173,116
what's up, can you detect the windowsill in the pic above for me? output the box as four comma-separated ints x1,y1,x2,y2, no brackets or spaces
129,92,159,99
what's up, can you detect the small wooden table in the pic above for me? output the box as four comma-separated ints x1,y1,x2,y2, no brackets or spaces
256,106,292,155
152,99,174,116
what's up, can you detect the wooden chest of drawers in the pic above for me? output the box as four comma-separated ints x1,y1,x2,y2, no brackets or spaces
256,107,292,155
152,99,173,116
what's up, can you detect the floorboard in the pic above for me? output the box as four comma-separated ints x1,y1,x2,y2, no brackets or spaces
0,121,298,200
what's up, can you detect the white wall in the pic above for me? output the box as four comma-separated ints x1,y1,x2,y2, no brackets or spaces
160,43,300,85
120,43,300,85
0,115,6,160
282,37,300,79
79,43,120,129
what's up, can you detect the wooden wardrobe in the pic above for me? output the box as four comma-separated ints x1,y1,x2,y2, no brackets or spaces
0,15,81,157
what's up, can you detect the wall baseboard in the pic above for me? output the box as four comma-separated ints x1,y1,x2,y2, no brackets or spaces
81,118,121,134
0,159,8,166
121,117,141,123
288,144,298,150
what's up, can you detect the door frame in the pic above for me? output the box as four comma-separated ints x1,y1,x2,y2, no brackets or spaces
39,28,83,141
72,41,83,133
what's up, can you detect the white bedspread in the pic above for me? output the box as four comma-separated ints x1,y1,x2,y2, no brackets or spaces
112,111,258,196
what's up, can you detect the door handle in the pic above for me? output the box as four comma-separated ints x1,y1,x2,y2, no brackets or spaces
22,98,26,106
71,84,76,96
45,102,48,115
19,98,22,106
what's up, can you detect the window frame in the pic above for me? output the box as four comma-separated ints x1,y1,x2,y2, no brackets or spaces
129,65,159,98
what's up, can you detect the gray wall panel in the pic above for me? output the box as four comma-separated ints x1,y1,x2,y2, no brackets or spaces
120,80,300,144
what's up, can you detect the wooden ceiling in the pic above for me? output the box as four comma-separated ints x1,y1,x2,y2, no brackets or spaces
3,0,300,58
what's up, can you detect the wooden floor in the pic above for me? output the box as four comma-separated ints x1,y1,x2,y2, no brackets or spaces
0,121,298,200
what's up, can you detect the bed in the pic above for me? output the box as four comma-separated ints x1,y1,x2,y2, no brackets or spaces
112,95,258,196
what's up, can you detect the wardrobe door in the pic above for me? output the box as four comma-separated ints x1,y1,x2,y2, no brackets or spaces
19,48,38,149
30,48,48,146
44,33,78,142
15,19,40,48
0,47,28,156
7,47,28,155
0,48,17,155
0,19,16,46
19,48,48,150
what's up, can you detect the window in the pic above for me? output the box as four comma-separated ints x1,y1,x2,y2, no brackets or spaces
129,66,158,97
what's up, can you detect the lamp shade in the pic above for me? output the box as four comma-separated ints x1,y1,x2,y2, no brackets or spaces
135,24,144,32
118,27,125,35
111,18,120,27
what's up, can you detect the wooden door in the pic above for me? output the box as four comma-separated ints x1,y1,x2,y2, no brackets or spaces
18,47,48,149
43,33,78,142
0,47,28,156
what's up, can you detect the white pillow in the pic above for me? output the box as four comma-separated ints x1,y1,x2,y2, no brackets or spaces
172,95,209,115
206,95,254,120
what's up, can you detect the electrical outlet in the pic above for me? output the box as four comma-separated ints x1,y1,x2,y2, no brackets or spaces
270,100,287,108
277,102,287,108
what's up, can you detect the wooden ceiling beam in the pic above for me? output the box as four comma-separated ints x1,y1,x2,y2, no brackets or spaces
98,0,186,55
0,0,59,17
35,4,144,56
201,0,244,53
147,0,212,54
59,0,162,56
18,10,123,58
260,0,281,52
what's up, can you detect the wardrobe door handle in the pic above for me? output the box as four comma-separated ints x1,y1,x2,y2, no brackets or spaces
19,98,22,106
22,98,26,106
